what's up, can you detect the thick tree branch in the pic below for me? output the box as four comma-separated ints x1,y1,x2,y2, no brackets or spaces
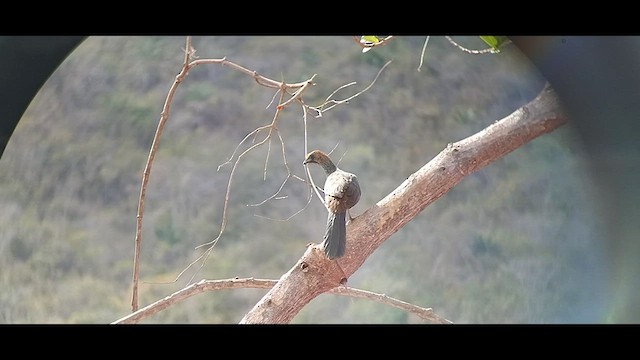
240,83,568,323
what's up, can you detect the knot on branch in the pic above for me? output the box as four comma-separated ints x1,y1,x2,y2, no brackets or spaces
299,261,309,272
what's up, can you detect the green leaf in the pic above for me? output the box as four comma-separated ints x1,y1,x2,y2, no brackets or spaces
480,36,508,52
360,35,380,45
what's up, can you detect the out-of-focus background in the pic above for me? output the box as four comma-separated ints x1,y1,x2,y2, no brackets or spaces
0,36,623,323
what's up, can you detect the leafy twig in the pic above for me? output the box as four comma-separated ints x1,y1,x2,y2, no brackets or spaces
352,35,395,52
445,35,508,55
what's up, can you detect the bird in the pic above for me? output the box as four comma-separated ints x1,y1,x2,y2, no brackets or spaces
303,150,361,259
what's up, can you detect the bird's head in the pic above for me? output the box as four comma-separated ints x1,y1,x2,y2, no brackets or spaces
303,150,328,165
303,150,336,173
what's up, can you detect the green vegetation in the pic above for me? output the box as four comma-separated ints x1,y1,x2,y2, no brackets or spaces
0,36,607,323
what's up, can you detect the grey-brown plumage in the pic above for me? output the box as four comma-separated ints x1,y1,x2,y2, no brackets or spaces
303,150,361,259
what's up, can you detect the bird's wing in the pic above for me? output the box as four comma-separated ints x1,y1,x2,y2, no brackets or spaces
324,170,354,199
344,175,361,207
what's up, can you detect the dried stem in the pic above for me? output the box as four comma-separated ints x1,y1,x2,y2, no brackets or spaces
330,286,453,324
131,42,314,311
131,36,194,312
113,277,450,324
444,35,510,55
131,36,388,315
417,36,430,72
309,60,392,116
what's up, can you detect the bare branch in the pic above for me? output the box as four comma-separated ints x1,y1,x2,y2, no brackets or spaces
240,83,568,323
196,104,283,253
263,131,272,181
330,286,453,324
185,93,299,284
336,147,349,167
218,125,269,172
114,277,450,324
309,60,392,116
130,36,391,317
444,36,511,55
305,162,326,210
132,44,327,301
265,89,281,110
114,278,275,324
315,82,357,115
249,130,306,214
417,36,430,72
277,76,316,109
131,36,193,312
302,102,309,155
189,58,309,90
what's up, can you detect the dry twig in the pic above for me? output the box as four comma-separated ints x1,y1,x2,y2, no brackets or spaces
131,36,390,313
114,277,451,324
445,35,511,55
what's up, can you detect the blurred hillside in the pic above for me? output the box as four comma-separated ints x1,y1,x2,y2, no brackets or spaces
0,36,608,323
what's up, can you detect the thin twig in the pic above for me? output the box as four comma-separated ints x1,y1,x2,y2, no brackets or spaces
309,60,392,116
114,278,275,324
131,37,387,314
131,36,193,312
263,131,272,181
330,286,453,324
316,82,357,115
417,36,430,72
305,141,342,208
302,102,309,156
190,58,310,90
445,36,498,55
133,47,321,302
250,127,315,221
180,92,290,286
249,131,293,207
266,89,281,110
305,163,326,210
336,147,349,167
218,125,271,172
113,277,451,324
327,142,340,157
277,76,316,109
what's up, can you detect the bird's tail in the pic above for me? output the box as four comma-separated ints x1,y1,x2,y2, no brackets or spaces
323,211,346,259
